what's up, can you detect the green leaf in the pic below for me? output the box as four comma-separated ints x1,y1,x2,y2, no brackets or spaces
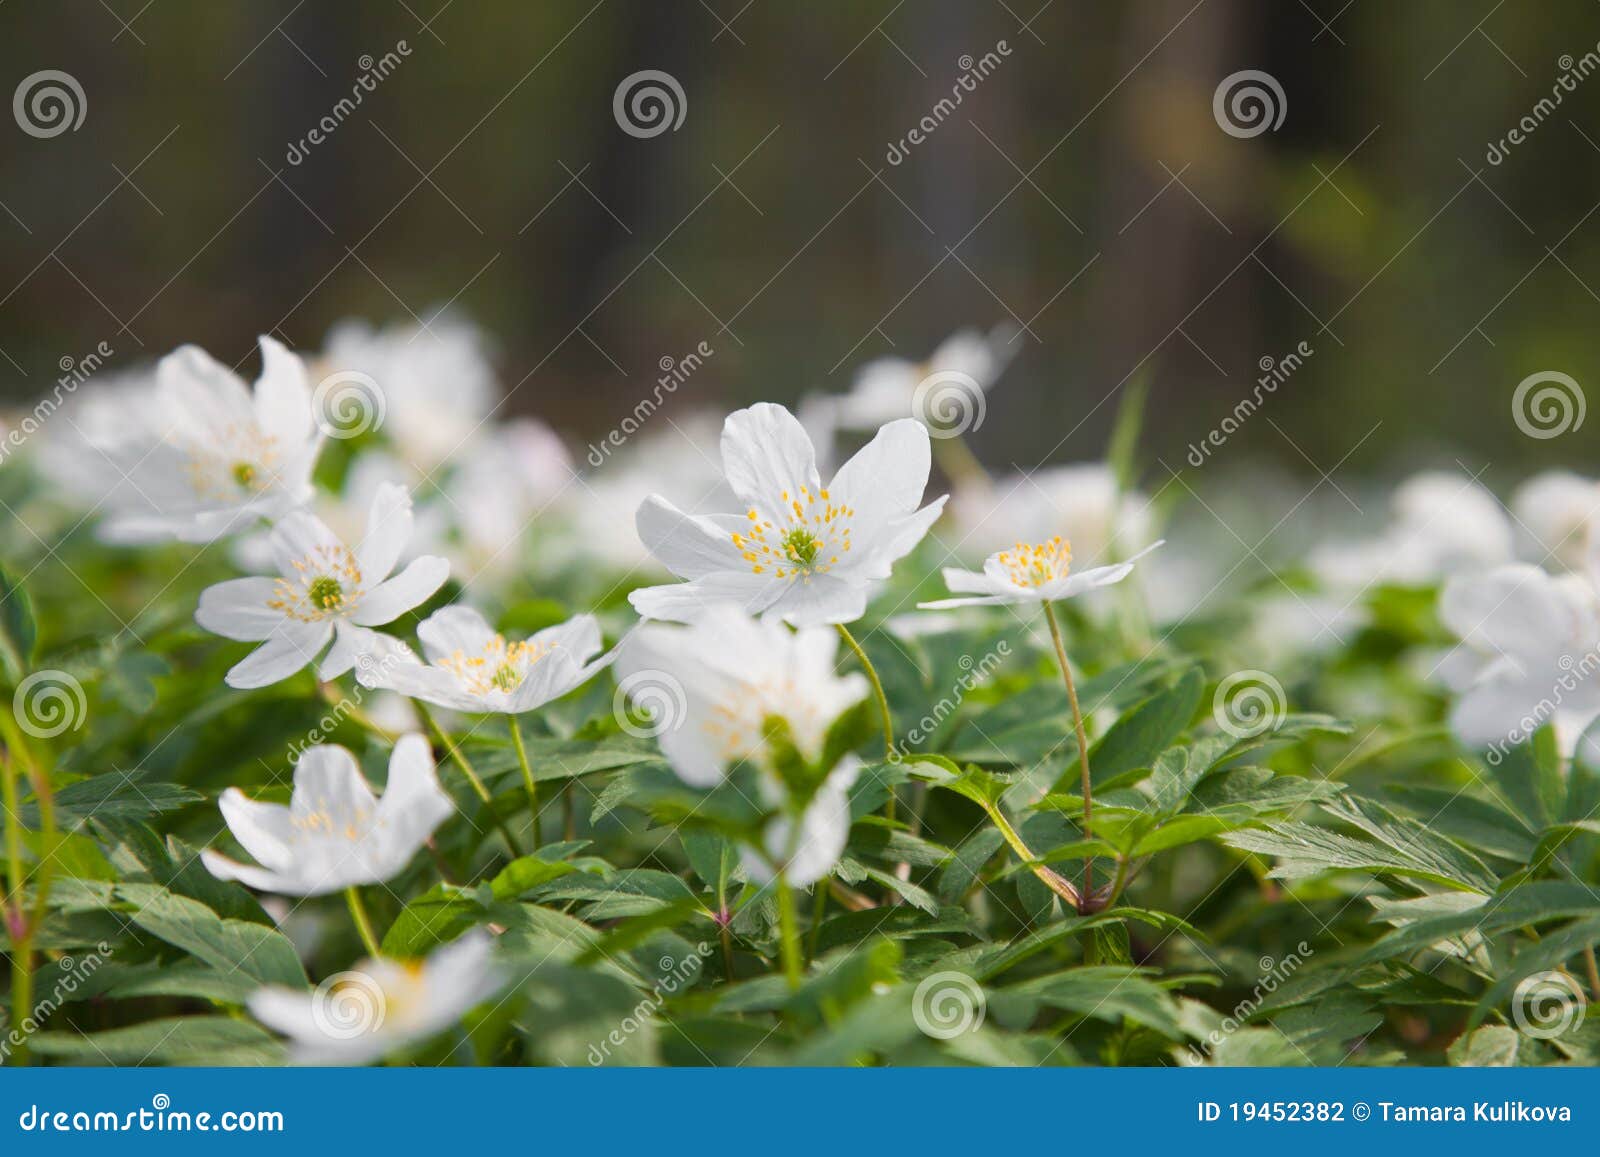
21,769,201,827
29,1017,285,1066
1086,667,1204,786
118,883,307,988
995,965,1186,1038
0,565,37,686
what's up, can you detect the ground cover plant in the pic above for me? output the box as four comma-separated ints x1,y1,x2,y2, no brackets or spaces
2,320,1598,1067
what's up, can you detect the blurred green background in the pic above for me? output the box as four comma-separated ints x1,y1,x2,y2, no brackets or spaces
2,0,1598,482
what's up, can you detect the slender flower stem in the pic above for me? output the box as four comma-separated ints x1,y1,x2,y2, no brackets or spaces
561,781,577,842
1042,601,1096,910
807,880,829,964
979,797,1081,910
774,874,804,989
507,719,540,844
835,624,897,820
318,681,397,743
416,702,523,857
1584,947,1600,1003
345,886,383,958
1,741,32,1067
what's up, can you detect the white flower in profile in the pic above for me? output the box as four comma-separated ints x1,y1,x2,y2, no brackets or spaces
629,403,947,627
1310,470,1513,590
249,930,502,1066
49,338,321,543
947,462,1154,566
614,605,867,786
1437,563,1600,756
357,605,613,714
615,606,867,885
1511,470,1600,573
920,538,1162,609
318,314,500,472
202,734,454,896
196,482,450,689
832,324,1018,431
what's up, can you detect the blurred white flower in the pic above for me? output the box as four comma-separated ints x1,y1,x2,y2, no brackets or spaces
831,324,1018,431
946,462,1154,566
444,418,576,584
921,538,1161,609
358,604,612,714
249,930,501,1065
615,605,867,786
47,337,321,543
319,315,500,472
196,482,449,689
1309,471,1513,590
202,734,453,896
1437,563,1600,755
615,606,867,885
1511,470,1600,572
629,403,946,627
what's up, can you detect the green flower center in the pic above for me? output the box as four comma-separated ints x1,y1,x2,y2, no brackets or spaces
307,576,344,610
232,461,258,488
781,527,821,567
491,663,521,692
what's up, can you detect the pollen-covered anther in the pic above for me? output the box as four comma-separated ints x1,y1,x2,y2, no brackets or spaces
997,535,1073,589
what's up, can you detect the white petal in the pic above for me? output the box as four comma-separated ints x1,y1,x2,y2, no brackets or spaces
319,621,385,680
350,556,450,626
253,335,316,448
372,734,453,870
358,482,414,583
416,604,499,665
225,625,330,689
940,566,1008,596
157,344,254,437
216,787,296,873
720,403,821,510
635,495,745,579
628,571,781,624
196,577,285,641
201,848,296,894
826,417,933,536
766,573,870,628
291,744,379,828
1440,565,1574,655
270,510,346,578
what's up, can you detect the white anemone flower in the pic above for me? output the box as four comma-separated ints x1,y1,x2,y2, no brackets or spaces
318,314,500,472
1437,563,1600,755
832,324,1018,431
196,482,450,689
249,930,501,1065
946,463,1154,566
50,337,321,543
629,403,947,627
357,605,613,714
614,605,867,787
444,418,576,583
1511,470,1600,572
615,607,868,885
1310,470,1513,590
201,735,453,896
920,538,1162,609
